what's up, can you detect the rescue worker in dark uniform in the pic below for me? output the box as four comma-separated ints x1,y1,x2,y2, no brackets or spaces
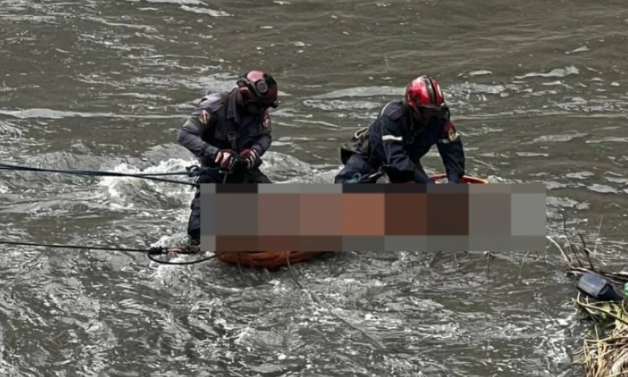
334,75,465,184
178,70,278,245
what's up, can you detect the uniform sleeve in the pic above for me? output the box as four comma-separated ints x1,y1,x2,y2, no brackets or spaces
436,121,465,183
378,116,430,183
252,110,272,157
177,96,221,158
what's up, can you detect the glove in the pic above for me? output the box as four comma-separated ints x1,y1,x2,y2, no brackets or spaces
239,149,260,170
214,149,237,170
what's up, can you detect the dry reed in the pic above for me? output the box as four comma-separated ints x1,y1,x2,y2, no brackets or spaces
551,216,628,377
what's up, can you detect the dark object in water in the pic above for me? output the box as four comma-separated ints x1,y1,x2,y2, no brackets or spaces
576,272,624,302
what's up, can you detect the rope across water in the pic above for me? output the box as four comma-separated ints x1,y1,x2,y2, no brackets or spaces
0,161,233,264
0,162,216,186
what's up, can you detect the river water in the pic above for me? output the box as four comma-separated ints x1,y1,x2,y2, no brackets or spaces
1,0,628,376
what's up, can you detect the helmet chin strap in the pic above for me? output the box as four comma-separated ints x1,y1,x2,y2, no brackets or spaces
406,104,425,127
409,104,445,128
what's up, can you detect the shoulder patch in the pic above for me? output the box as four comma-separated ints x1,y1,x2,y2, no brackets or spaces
199,109,210,124
444,122,459,142
447,127,457,142
263,111,271,129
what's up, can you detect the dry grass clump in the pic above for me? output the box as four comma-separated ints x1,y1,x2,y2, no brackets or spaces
572,295,628,377
550,216,628,376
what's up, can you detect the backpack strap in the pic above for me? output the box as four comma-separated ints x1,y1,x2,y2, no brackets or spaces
339,126,371,165
217,90,239,151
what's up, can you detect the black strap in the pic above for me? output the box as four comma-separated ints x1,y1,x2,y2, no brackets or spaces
340,126,371,165
218,90,239,151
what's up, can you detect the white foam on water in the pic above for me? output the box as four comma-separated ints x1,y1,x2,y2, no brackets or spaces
514,65,580,79
97,157,195,208
180,5,232,16
312,86,403,100
587,184,618,194
148,252,192,279
467,70,493,77
128,0,204,4
0,108,181,119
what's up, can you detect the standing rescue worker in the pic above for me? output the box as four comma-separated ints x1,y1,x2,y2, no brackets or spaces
178,70,278,246
334,75,465,184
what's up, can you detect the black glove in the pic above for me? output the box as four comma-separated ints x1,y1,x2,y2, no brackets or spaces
238,148,260,170
214,149,237,170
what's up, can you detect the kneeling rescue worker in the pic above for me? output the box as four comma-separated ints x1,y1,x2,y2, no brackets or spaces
334,75,465,184
178,70,278,246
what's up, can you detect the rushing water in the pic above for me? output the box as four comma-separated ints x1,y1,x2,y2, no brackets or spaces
1,0,628,376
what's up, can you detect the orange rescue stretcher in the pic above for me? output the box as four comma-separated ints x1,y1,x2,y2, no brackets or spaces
214,173,488,268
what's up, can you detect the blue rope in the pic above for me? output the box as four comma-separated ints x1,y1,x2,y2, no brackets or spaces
345,173,363,184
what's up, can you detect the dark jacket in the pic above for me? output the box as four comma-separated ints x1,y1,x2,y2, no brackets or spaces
177,88,272,167
343,100,465,183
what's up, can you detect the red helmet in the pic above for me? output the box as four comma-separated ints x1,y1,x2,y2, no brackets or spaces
405,75,446,110
236,70,278,108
